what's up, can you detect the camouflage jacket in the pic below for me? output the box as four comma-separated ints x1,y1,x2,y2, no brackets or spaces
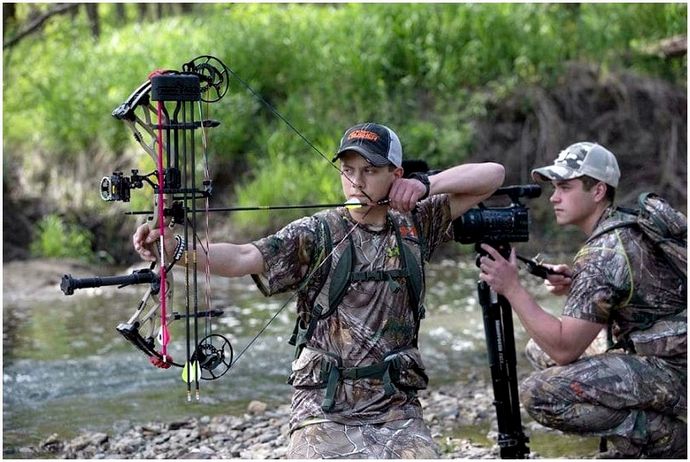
564,206,686,363
251,195,453,431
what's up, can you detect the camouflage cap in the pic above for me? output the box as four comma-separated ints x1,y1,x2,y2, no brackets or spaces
531,142,620,188
332,123,403,168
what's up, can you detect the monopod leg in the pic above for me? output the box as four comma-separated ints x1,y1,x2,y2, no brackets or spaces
478,279,530,458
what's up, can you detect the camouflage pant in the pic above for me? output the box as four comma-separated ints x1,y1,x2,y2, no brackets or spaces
286,418,439,459
522,339,687,458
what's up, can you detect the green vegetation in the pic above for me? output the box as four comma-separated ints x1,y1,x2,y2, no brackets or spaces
3,3,685,259
29,214,94,260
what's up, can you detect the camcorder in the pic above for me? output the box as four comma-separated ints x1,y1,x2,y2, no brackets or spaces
452,184,542,245
401,160,541,247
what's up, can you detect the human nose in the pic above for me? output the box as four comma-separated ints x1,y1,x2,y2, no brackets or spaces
348,171,364,190
550,189,559,203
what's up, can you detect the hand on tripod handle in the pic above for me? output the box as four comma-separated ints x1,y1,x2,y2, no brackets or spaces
478,244,521,296
515,255,573,296
515,254,570,278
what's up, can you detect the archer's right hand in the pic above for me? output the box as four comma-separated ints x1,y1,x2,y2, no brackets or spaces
543,263,572,296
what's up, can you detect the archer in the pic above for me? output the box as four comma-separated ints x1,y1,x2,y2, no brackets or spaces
134,122,505,458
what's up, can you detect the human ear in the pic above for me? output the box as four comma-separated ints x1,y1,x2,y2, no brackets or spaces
594,182,607,202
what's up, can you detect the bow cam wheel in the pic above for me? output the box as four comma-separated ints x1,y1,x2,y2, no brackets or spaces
184,55,229,103
192,333,233,380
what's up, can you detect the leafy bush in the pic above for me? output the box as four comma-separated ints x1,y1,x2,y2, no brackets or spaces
30,215,94,260
4,3,686,239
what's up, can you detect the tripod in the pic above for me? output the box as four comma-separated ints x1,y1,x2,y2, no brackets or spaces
476,242,530,459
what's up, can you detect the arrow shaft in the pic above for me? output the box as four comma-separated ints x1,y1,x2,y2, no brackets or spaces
125,200,389,215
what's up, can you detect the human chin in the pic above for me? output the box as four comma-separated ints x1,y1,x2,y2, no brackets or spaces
553,210,569,225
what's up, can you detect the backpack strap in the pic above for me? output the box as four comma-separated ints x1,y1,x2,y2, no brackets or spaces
326,216,356,316
587,209,636,243
289,215,333,358
391,215,423,315
328,213,424,313
319,346,420,411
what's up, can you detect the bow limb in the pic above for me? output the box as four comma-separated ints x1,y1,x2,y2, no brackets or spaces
109,71,181,370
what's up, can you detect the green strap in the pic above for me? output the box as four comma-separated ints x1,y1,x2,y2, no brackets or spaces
391,214,422,312
320,357,401,411
290,215,333,355
321,363,340,412
328,233,353,313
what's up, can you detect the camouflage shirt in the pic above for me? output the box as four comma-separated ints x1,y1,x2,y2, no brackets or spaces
251,194,453,431
564,206,686,355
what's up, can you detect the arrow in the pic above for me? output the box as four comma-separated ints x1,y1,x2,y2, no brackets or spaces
124,198,390,215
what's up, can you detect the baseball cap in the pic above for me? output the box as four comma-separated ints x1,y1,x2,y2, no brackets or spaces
531,142,620,188
332,123,403,168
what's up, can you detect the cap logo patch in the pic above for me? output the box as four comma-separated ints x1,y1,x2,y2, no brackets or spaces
348,129,380,142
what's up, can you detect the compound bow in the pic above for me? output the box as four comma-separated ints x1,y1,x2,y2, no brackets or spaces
60,54,376,399
62,56,234,400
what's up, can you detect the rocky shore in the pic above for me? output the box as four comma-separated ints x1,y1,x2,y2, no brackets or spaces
7,260,585,459
32,380,547,459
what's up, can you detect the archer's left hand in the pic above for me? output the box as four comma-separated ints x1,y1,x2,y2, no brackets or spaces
478,244,522,296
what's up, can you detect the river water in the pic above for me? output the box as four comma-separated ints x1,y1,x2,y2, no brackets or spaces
3,255,585,457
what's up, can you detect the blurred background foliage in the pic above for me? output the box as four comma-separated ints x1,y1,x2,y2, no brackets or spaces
2,2,686,262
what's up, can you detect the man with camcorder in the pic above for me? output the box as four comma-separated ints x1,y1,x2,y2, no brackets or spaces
478,142,686,458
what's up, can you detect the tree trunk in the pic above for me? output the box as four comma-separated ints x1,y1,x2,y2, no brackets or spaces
137,3,148,23
3,3,16,31
114,3,126,25
84,3,100,39
179,3,195,15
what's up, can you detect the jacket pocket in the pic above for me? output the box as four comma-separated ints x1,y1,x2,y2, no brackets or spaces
629,310,687,358
385,347,429,391
288,346,338,388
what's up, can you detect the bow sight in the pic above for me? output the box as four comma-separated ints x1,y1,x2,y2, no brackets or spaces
100,170,150,202
61,55,234,399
